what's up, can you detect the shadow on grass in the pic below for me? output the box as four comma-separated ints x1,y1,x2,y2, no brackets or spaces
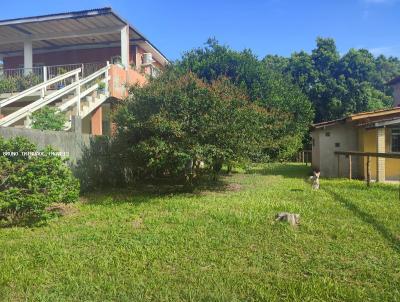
246,163,312,179
323,178,399,195
82,176,234,205
323,185,400,253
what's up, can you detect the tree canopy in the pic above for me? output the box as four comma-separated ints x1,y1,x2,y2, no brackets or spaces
113,72,291,184
263,37,399,122
79,39,315,187
174,38,314,158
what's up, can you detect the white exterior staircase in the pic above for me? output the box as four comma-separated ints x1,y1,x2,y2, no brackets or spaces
0,62,111,130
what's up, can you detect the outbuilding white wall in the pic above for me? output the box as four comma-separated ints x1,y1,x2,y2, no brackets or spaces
311,124,359,178
393,82,400,107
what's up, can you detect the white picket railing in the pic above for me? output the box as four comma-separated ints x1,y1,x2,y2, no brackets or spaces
0,62,108,94
0,62,110,128
0,68,80,109
0,66,44,80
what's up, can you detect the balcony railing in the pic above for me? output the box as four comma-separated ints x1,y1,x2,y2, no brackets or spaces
0,62,107,94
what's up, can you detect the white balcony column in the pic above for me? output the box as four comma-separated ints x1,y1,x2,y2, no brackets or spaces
376,127,386,182
75,72,81,116
120,25,129,69
105,61,110,94
23,40,33,75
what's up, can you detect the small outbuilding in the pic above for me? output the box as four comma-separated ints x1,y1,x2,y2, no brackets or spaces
311,75,400,182
311,108,400,181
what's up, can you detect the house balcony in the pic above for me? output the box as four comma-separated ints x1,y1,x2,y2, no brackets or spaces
0,7,168,135
0,61,151,135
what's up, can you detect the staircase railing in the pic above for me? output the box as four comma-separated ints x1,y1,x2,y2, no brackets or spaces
57,66,110,113
0,62,108,94
0,62,110,128
0,68,80,109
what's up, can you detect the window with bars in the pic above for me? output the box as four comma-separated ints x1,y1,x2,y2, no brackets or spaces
391,128,400,152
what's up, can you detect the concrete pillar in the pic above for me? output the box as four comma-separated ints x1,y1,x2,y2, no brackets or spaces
91,106,102,136
135,45,142,69
376,127,385,182
71,116,82,134
24,114,32,128
23,41,33,75
120,25,129,69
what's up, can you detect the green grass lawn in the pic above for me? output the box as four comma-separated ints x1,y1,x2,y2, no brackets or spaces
1,164,400,301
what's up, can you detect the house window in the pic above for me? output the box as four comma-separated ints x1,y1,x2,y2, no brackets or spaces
391,128,400,152
325,132,330,137
335,142,340,148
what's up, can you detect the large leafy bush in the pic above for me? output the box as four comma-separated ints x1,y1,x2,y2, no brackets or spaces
175,39,314,159
31,106,66,131
110,73,284,185
75,136,126,192
0,137,79,225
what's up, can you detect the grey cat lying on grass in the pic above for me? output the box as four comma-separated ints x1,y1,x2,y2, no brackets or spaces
275,212,300,226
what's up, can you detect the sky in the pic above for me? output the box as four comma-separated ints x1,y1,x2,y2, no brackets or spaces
1,0,400,61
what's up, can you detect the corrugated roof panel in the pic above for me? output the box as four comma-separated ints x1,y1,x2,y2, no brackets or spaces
52,19,78,32
90,15,112,27
33,40,51,48
0,26,22,38
105,14,122,26
78,16,105,29
19,23,44,34
0,7,168,63
0,8,113,26
72,18,91,30
129,29,142,40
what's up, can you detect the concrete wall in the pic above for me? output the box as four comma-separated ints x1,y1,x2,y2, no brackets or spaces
311,130,320,170
0,127,91,163
393,82,400,107
312,124,359,178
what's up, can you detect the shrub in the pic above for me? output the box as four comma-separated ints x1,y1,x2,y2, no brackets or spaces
75,136,126,192
97,81,106,91
175,39,314,160
31,106,67,131
15,73,41,92
0,77,17,93
0,137,79,225
111,73,281,185
0,73,41,94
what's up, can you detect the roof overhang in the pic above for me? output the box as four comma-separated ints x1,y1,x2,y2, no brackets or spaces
364,117,400,129
312,108,400,130
0,7,168,65
387,75,400,86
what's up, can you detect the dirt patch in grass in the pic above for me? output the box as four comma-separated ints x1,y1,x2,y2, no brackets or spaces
226,183,242,192
198,182,243,196
132,217,144,229
46,203,79,217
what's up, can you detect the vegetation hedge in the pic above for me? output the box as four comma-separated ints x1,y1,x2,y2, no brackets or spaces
31,106,67,131
0,137,79,225
0,73,41,94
